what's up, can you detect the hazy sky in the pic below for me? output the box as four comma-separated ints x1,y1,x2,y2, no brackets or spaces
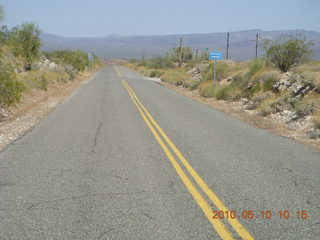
1,0,320,37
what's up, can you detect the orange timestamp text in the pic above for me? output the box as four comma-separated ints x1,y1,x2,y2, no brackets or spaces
212,210,308,220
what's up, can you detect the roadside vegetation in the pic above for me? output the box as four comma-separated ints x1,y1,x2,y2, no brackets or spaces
0,5,102,110
127,36,320,137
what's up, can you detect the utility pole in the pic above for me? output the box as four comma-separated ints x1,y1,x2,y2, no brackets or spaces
255,34,259,60
178,37,183,68
213,60,217,89
195,49,198,63
226,32,230,60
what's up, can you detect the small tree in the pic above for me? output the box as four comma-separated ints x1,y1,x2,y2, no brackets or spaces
0,61,25,107
10,22,42,70
265,37,313,72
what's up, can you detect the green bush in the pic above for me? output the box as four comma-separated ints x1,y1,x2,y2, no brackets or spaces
258,71,281,91
9,22,42,70
199,83,215,98
45,50,90,72
149,70,162,78
182,79,199,90
199,82,230,99
265,38,314,72
0,61,25,107
147,57,174,69
215,85,230,100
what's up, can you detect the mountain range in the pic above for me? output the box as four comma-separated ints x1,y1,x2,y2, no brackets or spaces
41,29,320,61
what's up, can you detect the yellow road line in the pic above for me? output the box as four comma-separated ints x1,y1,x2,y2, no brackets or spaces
120,78,234,240
122,80,254,240
115,67,122,77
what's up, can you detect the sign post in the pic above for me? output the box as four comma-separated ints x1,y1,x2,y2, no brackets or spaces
209,51,223,89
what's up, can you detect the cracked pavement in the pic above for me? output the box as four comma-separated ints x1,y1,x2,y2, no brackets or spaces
0,66,319,239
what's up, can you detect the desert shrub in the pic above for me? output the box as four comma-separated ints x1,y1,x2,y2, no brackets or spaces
45,50,89,72
250,83,262,96
9,23,42,70
199,82,216,98
161,69,192,85
258,91,292,116
20,68,71,91
149,70,162,78
169,46,193,63
198,82,231,99
215,85,231,100
0,61,25,106
265,37,314,72
61,50,89,72
129,59,137,64
137,60,148,67
64,65,77,80
147,57,174,69
295,92,320,116
257,71,281,91
227,73,252,99
203,61,233,81
185,61,196,70
182,79,199,90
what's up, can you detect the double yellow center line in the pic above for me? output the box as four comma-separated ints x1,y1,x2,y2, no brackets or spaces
115,67,254,240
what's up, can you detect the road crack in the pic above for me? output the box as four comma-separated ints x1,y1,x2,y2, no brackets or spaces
89,121,102,153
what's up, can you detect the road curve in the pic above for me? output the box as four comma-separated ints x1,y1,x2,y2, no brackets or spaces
0,66,319,239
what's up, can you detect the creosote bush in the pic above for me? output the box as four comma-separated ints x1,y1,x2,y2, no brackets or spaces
0,61,25,106
9,22,42,70
44,50,90,72
265,37,314,72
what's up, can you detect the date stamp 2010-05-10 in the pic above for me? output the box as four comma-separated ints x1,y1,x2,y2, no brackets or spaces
212,210,308,220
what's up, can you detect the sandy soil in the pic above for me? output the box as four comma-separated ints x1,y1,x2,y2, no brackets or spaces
0,68,102,151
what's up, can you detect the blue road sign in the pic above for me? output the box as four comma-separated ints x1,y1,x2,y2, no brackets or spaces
209,51,223,60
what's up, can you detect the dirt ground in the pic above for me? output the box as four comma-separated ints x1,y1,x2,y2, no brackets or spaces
0,68,101,151
159,81,320,150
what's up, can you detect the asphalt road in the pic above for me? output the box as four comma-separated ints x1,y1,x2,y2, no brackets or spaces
0,66,319,240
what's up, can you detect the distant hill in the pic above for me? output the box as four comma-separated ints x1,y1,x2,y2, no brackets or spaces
41,30,320,61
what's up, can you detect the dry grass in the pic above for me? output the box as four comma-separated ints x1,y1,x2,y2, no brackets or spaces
293,61,320,74
18,68,71,91
160,69,193,85
312,110,320,129
257,91,292,116
296,92,320,116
